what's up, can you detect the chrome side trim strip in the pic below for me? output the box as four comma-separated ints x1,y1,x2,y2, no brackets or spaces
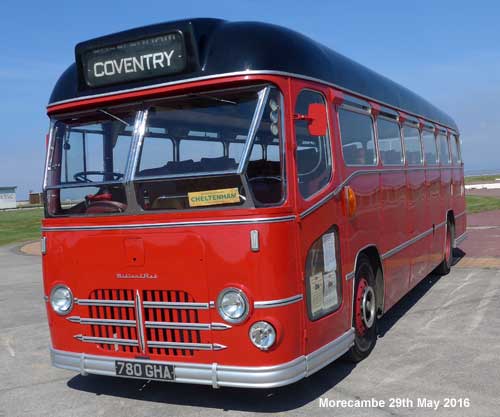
145,321,231,331
41,215,296,232
135,290,146,353
300,167,460,219
254,294,303,309
67,316,136,327
75,299,134,307
455,232,468,246
381,228,433,260
345,271,355,281
147,341,227,351
74,335,139,347
47,70,458,132
143,301,209,310
455,210,467,219
50,328,354,388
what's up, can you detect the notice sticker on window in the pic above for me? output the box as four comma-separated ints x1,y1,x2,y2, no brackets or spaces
309,272,324,315
323,270,338,309
322,232,337,272
187,188,240,207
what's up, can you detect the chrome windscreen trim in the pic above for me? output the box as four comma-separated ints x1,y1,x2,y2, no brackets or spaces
145,321,231,331
147,341,227,351
41,215,296,232
47,70,458,132
254,294,303,309
143,301,209,310
67,316,136,327
74,334,139,347
75,299,134,307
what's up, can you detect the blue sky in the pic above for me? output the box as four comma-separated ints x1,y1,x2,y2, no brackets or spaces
1,0,499,198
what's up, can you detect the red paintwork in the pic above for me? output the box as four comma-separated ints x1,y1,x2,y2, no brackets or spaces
43,73,465,369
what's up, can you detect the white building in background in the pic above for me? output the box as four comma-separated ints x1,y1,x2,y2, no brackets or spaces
0,186,17,209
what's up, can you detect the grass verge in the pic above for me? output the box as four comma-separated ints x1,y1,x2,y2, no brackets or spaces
466,195,500,213
0,208,43,246
465,174,500,185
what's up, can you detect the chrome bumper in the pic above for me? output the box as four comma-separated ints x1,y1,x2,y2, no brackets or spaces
51,328,354,389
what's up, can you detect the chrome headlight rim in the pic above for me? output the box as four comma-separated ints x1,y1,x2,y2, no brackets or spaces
216,287,250,324
49,284,74,316
249,320,277,351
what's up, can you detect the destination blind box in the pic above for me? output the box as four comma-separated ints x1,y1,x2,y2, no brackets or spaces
76,25,199,89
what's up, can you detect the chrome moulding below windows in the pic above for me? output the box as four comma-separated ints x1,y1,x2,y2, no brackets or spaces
50,328,354,389
41,215,296,232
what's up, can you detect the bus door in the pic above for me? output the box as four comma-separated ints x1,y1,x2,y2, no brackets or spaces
292,84,350,354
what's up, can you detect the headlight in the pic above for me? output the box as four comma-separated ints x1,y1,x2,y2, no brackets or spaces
216,288,249,323
50,285,73,315
249,321,276,350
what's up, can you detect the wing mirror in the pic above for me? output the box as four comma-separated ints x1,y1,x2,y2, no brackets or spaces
294,103,327,136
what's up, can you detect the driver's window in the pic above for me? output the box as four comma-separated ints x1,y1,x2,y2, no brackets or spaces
294,90,332,199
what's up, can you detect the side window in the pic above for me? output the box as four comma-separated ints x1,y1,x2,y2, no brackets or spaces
294,90,332,199
450,135,461,164
403,126,423,165
377,118,403,165
437,134,451,165
339,108,376,166
422,130,438,165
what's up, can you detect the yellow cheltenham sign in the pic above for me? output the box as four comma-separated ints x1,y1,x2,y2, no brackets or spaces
188,188,240,207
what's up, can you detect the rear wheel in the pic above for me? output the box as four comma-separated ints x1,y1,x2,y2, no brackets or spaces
346,254,378,362
435,221,454,275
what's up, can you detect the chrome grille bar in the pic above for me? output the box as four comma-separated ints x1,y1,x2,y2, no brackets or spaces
75,299,134,307
135,290,146,353
67,316,136,327
74,334,139,346
147,341,227,351
142,301,209,310
145,321,231,331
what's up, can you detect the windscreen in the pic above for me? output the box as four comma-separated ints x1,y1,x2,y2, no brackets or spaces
44,85,285,216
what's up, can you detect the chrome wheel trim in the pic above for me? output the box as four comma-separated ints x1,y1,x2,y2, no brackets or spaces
361,286,376,329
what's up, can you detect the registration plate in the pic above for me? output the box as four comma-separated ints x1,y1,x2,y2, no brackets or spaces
115,360,175,381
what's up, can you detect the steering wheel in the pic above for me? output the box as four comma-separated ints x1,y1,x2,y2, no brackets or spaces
248,176,282,185
73,171,124,183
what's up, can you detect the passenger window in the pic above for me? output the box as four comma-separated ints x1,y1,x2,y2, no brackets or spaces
377,118,403,165
422,130,438,165
438,134,451,165
451,135,461,164
403,126,423,165
339,108,376,166
294,90,332,199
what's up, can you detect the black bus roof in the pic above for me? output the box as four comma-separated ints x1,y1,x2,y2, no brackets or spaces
49,18,458,131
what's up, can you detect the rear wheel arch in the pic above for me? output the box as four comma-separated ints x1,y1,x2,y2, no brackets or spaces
353,246,384,317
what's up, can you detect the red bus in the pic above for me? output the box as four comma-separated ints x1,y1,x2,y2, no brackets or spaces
42,19,466,388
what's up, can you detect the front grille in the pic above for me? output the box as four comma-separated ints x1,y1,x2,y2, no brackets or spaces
143,290,201,356
89,289,139,354
70,289,228,357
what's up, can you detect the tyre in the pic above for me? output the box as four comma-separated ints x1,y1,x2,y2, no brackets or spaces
346,254,378,362
435,220,454,275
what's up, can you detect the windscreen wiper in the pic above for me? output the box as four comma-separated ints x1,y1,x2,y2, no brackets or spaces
98,109,130,126
187,94,237,105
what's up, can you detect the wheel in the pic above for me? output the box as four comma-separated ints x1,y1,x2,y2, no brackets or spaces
435,220,454,275
346,254,378,362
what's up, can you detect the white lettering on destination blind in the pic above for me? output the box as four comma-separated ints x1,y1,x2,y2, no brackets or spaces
93,50,176,78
